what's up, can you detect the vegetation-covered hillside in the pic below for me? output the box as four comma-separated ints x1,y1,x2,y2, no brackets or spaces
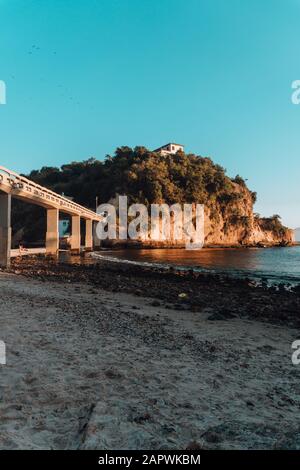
12,146,293,246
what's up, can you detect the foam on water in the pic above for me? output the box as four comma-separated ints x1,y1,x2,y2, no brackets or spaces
90,246,300,286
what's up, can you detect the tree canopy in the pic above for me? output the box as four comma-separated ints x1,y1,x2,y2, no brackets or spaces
12,146,288,243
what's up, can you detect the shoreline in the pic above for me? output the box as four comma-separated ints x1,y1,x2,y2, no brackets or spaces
13,241,299,253
90,247,300,287
95,241,297,250
6,253,300,328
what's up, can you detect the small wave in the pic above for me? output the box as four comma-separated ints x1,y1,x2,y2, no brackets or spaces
90,251,300,287
91,252,168,270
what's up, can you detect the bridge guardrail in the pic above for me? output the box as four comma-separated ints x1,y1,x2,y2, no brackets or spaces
0,165,101,220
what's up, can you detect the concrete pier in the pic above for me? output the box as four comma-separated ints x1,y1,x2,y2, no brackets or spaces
71,215,81,254
0,193,12,268
46,209,59,255
93,220,101,249
85,219,93,251
0,166,101,260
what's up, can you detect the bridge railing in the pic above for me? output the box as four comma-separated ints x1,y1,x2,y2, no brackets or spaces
0,165,101,220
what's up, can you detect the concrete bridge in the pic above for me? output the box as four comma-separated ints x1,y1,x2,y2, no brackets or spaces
0,165,101,267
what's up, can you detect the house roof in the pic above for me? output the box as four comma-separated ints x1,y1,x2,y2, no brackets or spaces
153,143,185,152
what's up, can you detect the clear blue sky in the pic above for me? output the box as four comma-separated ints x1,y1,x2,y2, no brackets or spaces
0,0,299,227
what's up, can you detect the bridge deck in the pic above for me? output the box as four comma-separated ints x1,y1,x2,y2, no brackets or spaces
0,165,101,221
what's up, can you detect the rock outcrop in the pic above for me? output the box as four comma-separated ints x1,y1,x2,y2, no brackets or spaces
13,147,293,248
203,182,294,247
104,181,293,248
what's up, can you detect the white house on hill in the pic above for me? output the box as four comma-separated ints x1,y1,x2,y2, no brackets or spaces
154,143,184,156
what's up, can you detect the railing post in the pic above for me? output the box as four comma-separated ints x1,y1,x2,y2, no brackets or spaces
85,219,93,251
71,215,81,254
0,193,12,268
46,208,59,255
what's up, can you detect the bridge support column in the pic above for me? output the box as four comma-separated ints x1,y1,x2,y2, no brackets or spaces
0,193,12,268
71,215,81,254
46,209,59,255
85,219,93,251
93,220,101,249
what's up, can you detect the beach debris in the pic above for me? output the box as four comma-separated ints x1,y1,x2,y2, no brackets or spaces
178,292,187,299
201,430,222,444
185,440,206,450
133,413,151,424
7,255,300,328
105,368,123,380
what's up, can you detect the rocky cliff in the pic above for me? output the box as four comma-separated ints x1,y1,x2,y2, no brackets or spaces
13,147,293,248
103,184,294,248
101,148,293,248
202,182,294,247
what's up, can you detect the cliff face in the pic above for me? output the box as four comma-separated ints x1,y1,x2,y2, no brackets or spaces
202,182,293,247
106,180,293,248
105,181,293,248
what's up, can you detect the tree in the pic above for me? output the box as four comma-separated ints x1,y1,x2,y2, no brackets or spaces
12,146,288,243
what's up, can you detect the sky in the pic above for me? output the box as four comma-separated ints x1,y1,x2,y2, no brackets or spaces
0,0,299,227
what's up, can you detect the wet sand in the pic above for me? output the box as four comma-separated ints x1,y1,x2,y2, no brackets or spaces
0,256,300,449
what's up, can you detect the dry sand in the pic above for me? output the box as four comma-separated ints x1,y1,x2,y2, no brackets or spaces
0,271,300,450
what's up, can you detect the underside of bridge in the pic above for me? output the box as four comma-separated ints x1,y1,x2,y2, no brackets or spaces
0,190,99,268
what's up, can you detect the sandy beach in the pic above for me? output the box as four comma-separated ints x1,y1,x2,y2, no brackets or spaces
0,257,300,450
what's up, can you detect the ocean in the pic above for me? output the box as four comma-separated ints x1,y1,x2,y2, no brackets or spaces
92,245,300,285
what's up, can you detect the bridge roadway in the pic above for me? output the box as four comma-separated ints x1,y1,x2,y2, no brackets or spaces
0,165,101,267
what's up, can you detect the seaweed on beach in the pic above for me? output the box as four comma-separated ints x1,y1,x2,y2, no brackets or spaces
6,255,300,328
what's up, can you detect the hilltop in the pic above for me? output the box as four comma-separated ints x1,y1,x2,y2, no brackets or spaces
12,146,293,247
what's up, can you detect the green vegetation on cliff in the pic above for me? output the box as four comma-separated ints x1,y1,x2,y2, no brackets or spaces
12,146,291,245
